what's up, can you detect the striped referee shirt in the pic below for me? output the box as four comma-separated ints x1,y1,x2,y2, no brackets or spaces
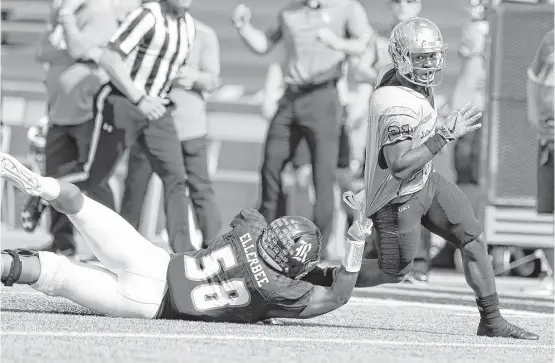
109,1,196,98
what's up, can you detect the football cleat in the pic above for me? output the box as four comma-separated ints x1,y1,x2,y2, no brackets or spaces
0,153,41,196
477,319,539,340
404,270,429,286
21,196,48,232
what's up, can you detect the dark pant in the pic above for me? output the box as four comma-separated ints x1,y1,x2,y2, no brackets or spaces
281,124,350,220
45,122,115,251
259,82,342,250
290,113,350,170
454,126,482,185
121,136,221,247
68,84,192,253
372,171,482,277
537,144,554,270
537,144,554,215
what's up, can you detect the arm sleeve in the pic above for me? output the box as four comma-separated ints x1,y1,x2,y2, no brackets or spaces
109,7,156,57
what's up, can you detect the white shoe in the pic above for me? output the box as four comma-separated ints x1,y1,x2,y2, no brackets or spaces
0,153,42,196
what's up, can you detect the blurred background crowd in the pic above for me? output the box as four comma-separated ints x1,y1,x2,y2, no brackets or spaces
1,0,553,295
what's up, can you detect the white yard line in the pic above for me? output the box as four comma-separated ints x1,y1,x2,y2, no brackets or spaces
1,331,552,349
3,290,553,317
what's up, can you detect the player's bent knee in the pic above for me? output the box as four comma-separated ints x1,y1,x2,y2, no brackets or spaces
460,233,487,257
49,180,84,215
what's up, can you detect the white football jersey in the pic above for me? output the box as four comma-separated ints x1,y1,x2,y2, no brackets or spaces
363,69,438,217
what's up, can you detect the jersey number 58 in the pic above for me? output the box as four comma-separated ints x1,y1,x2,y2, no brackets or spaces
184,245,251,312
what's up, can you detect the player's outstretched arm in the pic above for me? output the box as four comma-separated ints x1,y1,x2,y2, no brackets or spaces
297,221,369,319
296,264,359,318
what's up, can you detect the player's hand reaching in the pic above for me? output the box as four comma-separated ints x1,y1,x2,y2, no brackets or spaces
343,190,373,241
444,102,482,139
232,4,251,30
136,95,168,121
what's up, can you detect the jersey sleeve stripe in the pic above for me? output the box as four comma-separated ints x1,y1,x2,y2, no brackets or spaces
110,8,155,57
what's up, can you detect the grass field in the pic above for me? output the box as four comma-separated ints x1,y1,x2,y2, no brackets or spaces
2,280,553,363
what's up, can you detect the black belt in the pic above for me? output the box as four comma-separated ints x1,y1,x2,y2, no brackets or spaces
107,83,175,107
286,79,338,94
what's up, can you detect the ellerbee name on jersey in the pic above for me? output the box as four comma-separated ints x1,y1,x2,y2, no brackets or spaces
239,233,270,287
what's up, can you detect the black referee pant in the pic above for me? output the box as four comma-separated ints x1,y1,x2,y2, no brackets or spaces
121,137,222,247
45,121,115,253
69,83,192,253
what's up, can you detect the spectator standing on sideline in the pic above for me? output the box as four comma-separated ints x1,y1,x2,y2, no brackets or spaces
233,0,373,259
259,50,356,217
526,29,554,295
260,55,362,259
65,0,197,253
451,0,489,193
120,18,222,247
21,0,119,257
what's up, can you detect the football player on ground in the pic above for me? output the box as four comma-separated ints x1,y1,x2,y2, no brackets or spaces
0,152,369,322
345,17,538,339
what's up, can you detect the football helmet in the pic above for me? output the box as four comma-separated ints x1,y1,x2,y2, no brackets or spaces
389,17,448,87
258,216,322,280
27,116,49,174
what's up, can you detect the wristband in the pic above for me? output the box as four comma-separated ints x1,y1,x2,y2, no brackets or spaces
424,125,453,155
342,239,365,273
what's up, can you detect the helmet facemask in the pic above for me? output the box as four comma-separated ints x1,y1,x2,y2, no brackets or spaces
389,17,449,88
392,46,447,87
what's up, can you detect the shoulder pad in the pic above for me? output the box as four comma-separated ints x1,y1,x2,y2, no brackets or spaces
371,86,426,111
230,209,267,228
374,64,395,88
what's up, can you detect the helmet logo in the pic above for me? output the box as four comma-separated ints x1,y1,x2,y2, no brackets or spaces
292,242,312,263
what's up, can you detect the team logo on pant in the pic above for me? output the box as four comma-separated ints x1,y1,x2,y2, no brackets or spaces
292,242,312,263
